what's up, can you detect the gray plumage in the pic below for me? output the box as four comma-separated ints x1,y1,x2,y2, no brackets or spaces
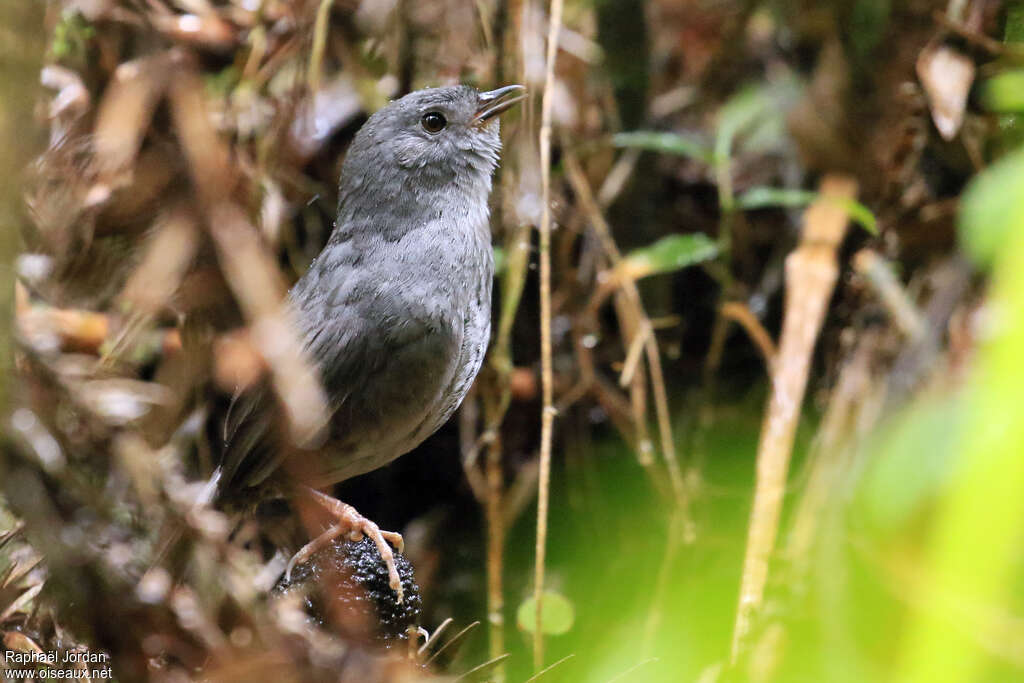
217,85,514,497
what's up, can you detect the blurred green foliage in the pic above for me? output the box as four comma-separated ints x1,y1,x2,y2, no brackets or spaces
958,148,1024,268
49,9,93,61
618,234,720,280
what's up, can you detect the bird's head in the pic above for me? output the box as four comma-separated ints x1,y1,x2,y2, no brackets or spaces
338,85,526,198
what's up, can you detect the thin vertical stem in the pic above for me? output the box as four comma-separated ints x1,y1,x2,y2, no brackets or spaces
485,431,506,676
563,151,689,511
479,1,513,676
533,0,563,670
307,0,334,92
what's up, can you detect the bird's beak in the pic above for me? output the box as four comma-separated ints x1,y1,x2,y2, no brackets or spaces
473,84,527,124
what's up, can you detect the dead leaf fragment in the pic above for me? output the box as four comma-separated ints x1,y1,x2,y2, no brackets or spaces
917,44,975,140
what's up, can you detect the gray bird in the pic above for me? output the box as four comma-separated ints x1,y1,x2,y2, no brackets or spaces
215,84,525,602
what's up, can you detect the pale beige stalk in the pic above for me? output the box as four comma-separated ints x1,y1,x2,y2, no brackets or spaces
730,175,857,661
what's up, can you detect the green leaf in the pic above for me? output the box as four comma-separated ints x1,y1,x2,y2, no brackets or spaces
897,155,1024,683
617,233,719,281
735,187,818,210
612,131,713,164
958,148,1024,268
855,394,964,533
838,198,879,235
735,186,879,235
49,9,95,61
980,71,1024,113
517,591,575,635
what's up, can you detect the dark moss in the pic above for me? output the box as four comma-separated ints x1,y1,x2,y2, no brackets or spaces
274,537,421,646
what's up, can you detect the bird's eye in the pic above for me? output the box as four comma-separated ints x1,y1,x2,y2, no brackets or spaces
421,111,447,134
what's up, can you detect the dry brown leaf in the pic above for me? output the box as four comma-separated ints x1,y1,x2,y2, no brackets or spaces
0,584,43,625
207,203,328,448
169,68,237,206
916,44,975,141
118,204,200,315
92,53,172,185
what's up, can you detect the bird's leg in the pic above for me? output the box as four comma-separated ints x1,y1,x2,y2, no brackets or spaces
287,487,406,603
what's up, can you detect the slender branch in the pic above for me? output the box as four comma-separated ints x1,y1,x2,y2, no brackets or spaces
643,326,687,506
720,301,778,373
853,249,928,342
533,0,563,670
563,150,688,509
485,429,506,671
307,0,334,93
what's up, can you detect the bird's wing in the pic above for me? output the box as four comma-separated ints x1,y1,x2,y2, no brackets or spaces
215,258,461,495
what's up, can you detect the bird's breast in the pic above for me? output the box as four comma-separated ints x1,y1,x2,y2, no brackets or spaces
293,209,494,485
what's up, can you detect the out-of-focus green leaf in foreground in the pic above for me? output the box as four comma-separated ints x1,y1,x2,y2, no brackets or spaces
958,148,1024,268
891,143,1024,683
980,70,1024,114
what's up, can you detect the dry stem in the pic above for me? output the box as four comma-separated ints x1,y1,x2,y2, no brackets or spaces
721,301,778,373
563,151,688,510
730,174,857,661
853,249,928,342
532,0,563,669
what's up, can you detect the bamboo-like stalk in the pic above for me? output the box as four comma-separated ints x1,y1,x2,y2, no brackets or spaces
730,174,857,662
532,0,563,670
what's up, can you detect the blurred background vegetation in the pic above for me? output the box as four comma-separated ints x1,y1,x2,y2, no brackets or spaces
2,0,1024,681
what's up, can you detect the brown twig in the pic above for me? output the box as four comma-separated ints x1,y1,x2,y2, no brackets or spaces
853,249,928,342
533,0,563,669
720,301,778,373
730,174,858,662
563,150,688,510
931,9,1010,56
485,427,507,672
16,283,182,359
169,68,329,449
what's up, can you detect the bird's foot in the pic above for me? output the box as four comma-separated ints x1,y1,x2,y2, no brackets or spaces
286,488,406,603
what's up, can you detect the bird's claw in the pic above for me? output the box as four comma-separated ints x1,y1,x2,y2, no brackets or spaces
289,489,405,603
